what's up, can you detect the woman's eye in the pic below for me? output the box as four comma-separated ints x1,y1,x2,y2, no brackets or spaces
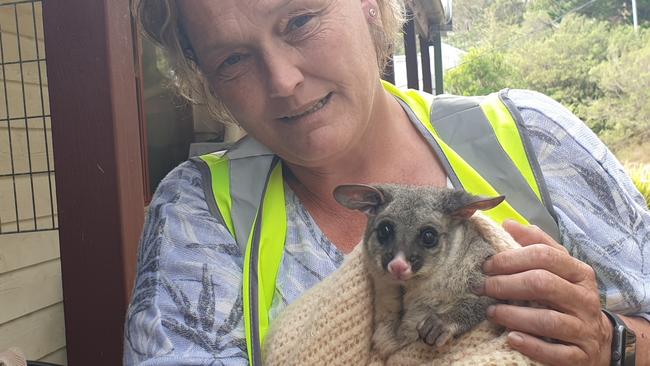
214,53,250,80
288,14,314,31
376,222,394,245
420,228,439,248
223,54,242,66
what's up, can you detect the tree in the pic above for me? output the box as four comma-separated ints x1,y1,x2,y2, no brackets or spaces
528,0,650,25
444,48,525,96
582,27,650,142
443,0,650,160
509,14,611,113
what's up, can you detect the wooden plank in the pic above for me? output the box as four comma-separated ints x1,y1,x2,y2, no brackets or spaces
0,215,58,234
432,31,444,94
43,0,144,364
0,71,49,119
0,174,57,231
38,346,67,365
0,121,54,175
0,259,62,324
419,36,432,93
0,230,58,273
403,13,419,89
0,61,47,85
0,303,66,361
0,118,54,179
0,3,44,63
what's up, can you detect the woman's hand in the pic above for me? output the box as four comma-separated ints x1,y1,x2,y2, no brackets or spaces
474,220,613,366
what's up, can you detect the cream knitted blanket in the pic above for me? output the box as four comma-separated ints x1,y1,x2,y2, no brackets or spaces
263,213,543,365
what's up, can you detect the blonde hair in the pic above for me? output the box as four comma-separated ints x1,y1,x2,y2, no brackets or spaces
133,0,405,122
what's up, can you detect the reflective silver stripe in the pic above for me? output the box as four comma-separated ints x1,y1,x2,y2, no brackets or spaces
223,137,278,365
430,94,561,241
247,156,280,366
499,91,559,225
228,156,274,250
227,135,275,159
225,137,276,253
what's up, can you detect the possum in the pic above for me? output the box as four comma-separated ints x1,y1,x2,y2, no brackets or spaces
333,184,505,359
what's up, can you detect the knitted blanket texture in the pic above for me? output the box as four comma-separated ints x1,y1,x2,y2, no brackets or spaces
263,213,543,365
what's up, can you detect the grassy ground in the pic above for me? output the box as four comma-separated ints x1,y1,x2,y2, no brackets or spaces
623,162,650,208
612,138,650,165
608,132,650,208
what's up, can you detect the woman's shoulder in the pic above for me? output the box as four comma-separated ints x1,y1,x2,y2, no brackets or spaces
145,158,238,252
150,159,204,206
502,89,605,151
503,88,650,237
500,89,640,193
125,160,245,363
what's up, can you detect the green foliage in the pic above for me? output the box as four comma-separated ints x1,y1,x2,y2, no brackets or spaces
522,0,650,24
625,163,650,208
581,27,650,142
444,0,650,161
446,0,517,50
444,48,524,96
510,14,611,112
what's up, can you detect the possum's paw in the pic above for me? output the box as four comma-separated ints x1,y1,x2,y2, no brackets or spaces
417,315,454,348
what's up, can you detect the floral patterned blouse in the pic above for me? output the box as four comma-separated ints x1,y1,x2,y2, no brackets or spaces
124,89,650,365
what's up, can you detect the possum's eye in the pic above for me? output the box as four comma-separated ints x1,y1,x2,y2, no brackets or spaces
376,221,394,245
420,228,439,248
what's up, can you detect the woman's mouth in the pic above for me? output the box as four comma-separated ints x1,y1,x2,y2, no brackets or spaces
281,93,332,121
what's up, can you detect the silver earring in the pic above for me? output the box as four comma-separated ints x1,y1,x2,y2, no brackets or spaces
369,8,377,18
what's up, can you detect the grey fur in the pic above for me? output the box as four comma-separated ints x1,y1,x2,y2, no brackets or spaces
334,184,503,359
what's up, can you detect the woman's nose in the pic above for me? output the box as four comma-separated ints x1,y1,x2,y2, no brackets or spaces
264,48,305,98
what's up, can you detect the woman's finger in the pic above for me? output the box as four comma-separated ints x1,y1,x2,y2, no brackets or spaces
480,270,593,315
483,244,596,285
506,331,589,366
487,304,583,345
503,219,567,253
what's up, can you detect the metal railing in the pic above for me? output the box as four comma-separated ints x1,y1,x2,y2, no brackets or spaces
384,1,452,94
0,0,56,234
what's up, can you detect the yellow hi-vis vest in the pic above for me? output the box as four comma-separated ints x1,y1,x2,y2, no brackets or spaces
191,81,560,365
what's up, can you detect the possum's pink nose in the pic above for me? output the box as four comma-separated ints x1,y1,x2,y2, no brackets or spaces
387,252,412,280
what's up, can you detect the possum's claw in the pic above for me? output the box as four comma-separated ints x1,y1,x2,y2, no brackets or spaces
417,315,453,348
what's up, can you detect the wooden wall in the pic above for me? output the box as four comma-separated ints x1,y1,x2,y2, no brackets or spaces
0,232,66,364
0,1,66,364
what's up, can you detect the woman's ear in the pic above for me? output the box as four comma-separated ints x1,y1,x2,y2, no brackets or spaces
360,0,382,25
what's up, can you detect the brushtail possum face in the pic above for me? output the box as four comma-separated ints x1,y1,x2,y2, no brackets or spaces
333,184,504,282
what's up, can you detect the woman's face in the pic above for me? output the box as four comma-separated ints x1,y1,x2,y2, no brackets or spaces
178,0,383,167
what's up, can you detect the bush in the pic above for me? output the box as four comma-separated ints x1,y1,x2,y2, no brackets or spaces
444,48,525,96
625,163,650,208
582,27,650,144
509,14,611,112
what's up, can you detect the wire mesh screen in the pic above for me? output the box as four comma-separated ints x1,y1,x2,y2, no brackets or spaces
0,0,56,234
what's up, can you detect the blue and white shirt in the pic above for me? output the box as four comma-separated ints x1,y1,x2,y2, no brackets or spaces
123,90,650,365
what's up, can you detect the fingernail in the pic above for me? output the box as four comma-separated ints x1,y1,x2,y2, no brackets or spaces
508,332,524,346
503,219,523,229
471,280,485,295
482,258,493,274
486,305,495,317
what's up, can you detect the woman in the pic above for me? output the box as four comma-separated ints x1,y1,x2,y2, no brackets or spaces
124,0,650,365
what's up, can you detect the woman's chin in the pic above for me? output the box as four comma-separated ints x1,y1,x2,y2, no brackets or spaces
275,131,355,166
278,144,351,168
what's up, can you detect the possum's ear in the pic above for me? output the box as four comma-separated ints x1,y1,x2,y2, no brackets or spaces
333,184,385,215
450,194,505,220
